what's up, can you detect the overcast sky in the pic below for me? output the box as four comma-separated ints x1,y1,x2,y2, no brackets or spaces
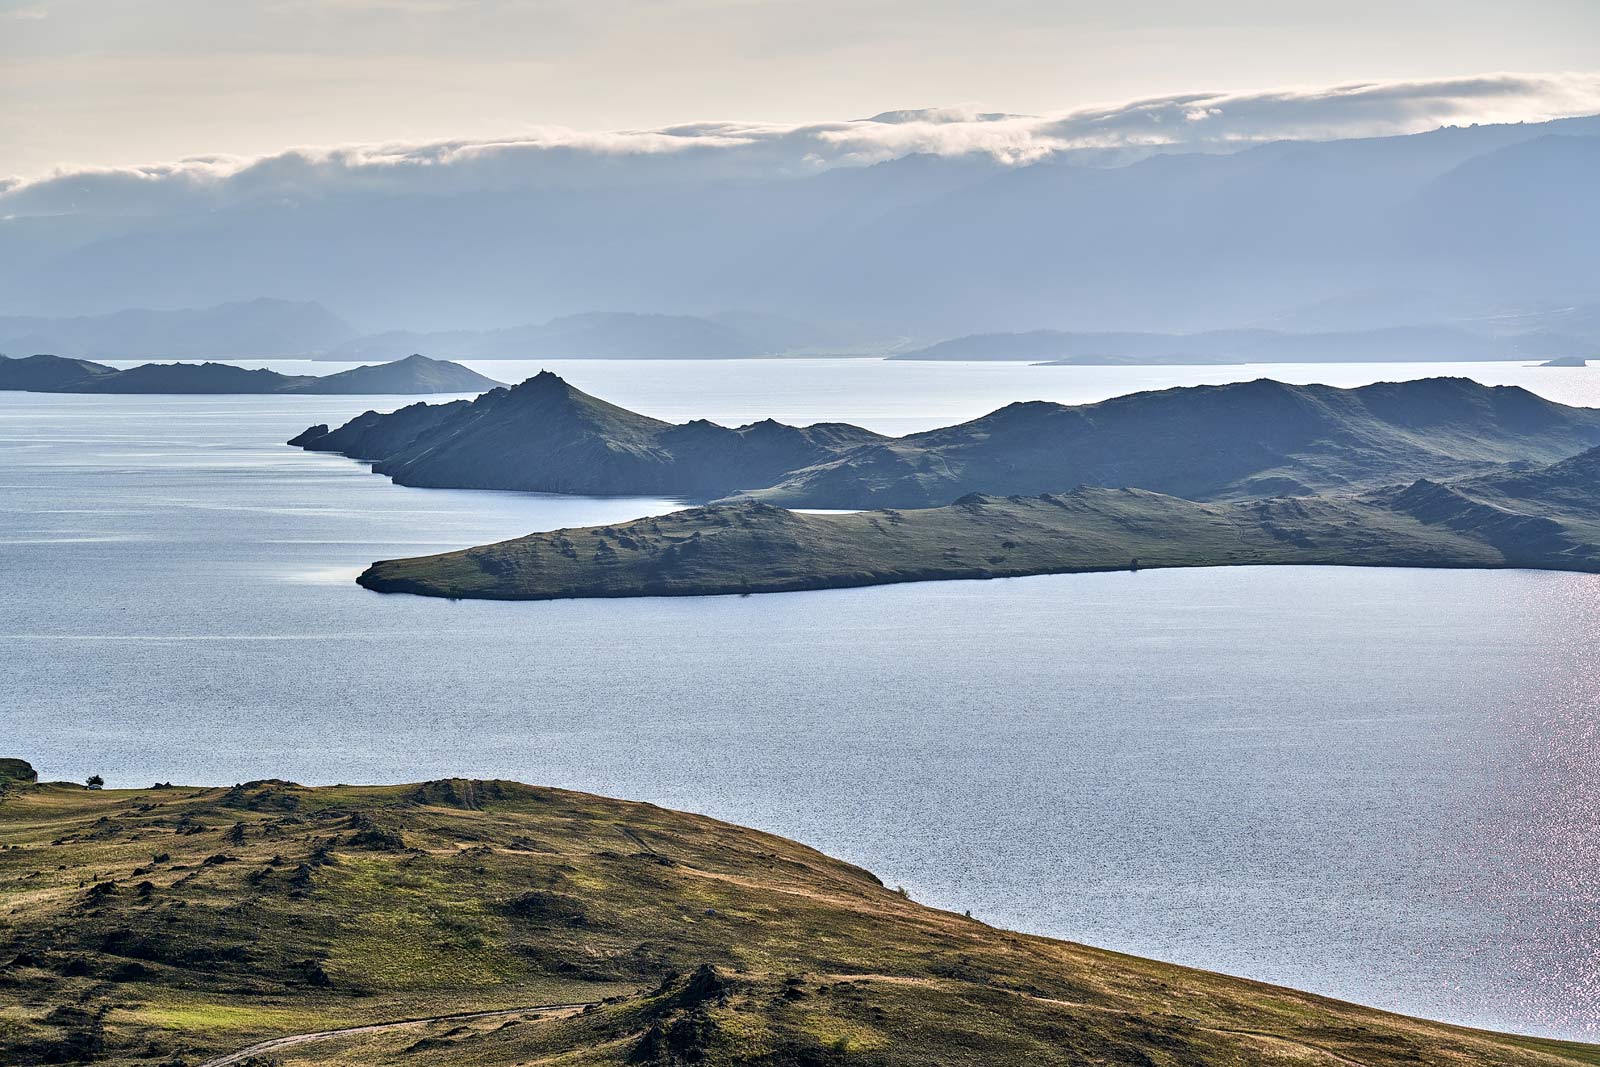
4,0,1600,178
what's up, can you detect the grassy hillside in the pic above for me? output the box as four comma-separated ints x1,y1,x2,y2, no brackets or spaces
2,773,1596,1067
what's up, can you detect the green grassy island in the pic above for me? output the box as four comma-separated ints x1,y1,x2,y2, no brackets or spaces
357,442,1600,600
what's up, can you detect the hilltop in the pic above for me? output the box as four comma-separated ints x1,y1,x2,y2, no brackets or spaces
0,353,120,391
292,373,1600,508
0,353,502,396
292,370,886,497
278,354,505,395
2,773,1595,1067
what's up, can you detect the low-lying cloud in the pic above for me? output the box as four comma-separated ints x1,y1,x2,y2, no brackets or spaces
5,71,1598,218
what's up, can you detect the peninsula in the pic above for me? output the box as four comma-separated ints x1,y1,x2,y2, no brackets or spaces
0,353,502,396
355,444,1600,600
2,765,1592,1067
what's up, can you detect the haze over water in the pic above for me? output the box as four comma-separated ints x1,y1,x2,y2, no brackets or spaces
6,359,1600,1038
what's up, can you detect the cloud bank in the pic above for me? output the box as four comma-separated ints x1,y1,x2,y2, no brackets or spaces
5,71,1598,218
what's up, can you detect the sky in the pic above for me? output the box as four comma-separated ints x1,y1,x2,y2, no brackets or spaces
4,0,1600,179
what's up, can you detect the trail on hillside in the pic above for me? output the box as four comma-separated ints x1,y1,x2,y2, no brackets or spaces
195,1002,594,1067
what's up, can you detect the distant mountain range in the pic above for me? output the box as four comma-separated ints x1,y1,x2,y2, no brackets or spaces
0,301,851,362
319,310,844,361
7,296,1599,365
5,115,1600,338
894,324,1598,363
0,353,501,395
0,299,357,360
291,372,1600,507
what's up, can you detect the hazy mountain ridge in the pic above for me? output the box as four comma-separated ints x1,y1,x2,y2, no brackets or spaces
897,324,1596,363
296,370,886,497
2,302,856,362
0,298,356,360
295,371,1600,508
319,310,843,361
0,353,501,395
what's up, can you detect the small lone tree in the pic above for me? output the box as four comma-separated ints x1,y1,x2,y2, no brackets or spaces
85,774,104,790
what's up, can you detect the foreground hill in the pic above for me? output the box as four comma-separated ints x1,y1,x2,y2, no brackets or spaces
355,446,1600,600
1,769,1593,1067
293,373,1600,508
293,370,886,497
0,353,501,396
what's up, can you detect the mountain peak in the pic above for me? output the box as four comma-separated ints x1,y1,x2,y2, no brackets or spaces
511,369,573,394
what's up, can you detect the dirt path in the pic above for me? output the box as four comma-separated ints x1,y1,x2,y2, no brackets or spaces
194,1002,593,1067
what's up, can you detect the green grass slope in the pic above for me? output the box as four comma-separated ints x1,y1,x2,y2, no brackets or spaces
3,776,1596,1067
355,444,1600,601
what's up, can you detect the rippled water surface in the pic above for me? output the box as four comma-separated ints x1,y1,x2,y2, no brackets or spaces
5,360,1600,1039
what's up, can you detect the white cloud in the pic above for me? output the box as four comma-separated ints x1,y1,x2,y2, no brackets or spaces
4,71,1598,216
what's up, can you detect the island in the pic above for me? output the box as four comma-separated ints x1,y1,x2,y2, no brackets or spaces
291,372,1600,507
0,353,503,395
1539,356,1590,368
2,763,1592,1067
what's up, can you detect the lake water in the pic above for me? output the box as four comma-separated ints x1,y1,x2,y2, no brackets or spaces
6,359,1600,1039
